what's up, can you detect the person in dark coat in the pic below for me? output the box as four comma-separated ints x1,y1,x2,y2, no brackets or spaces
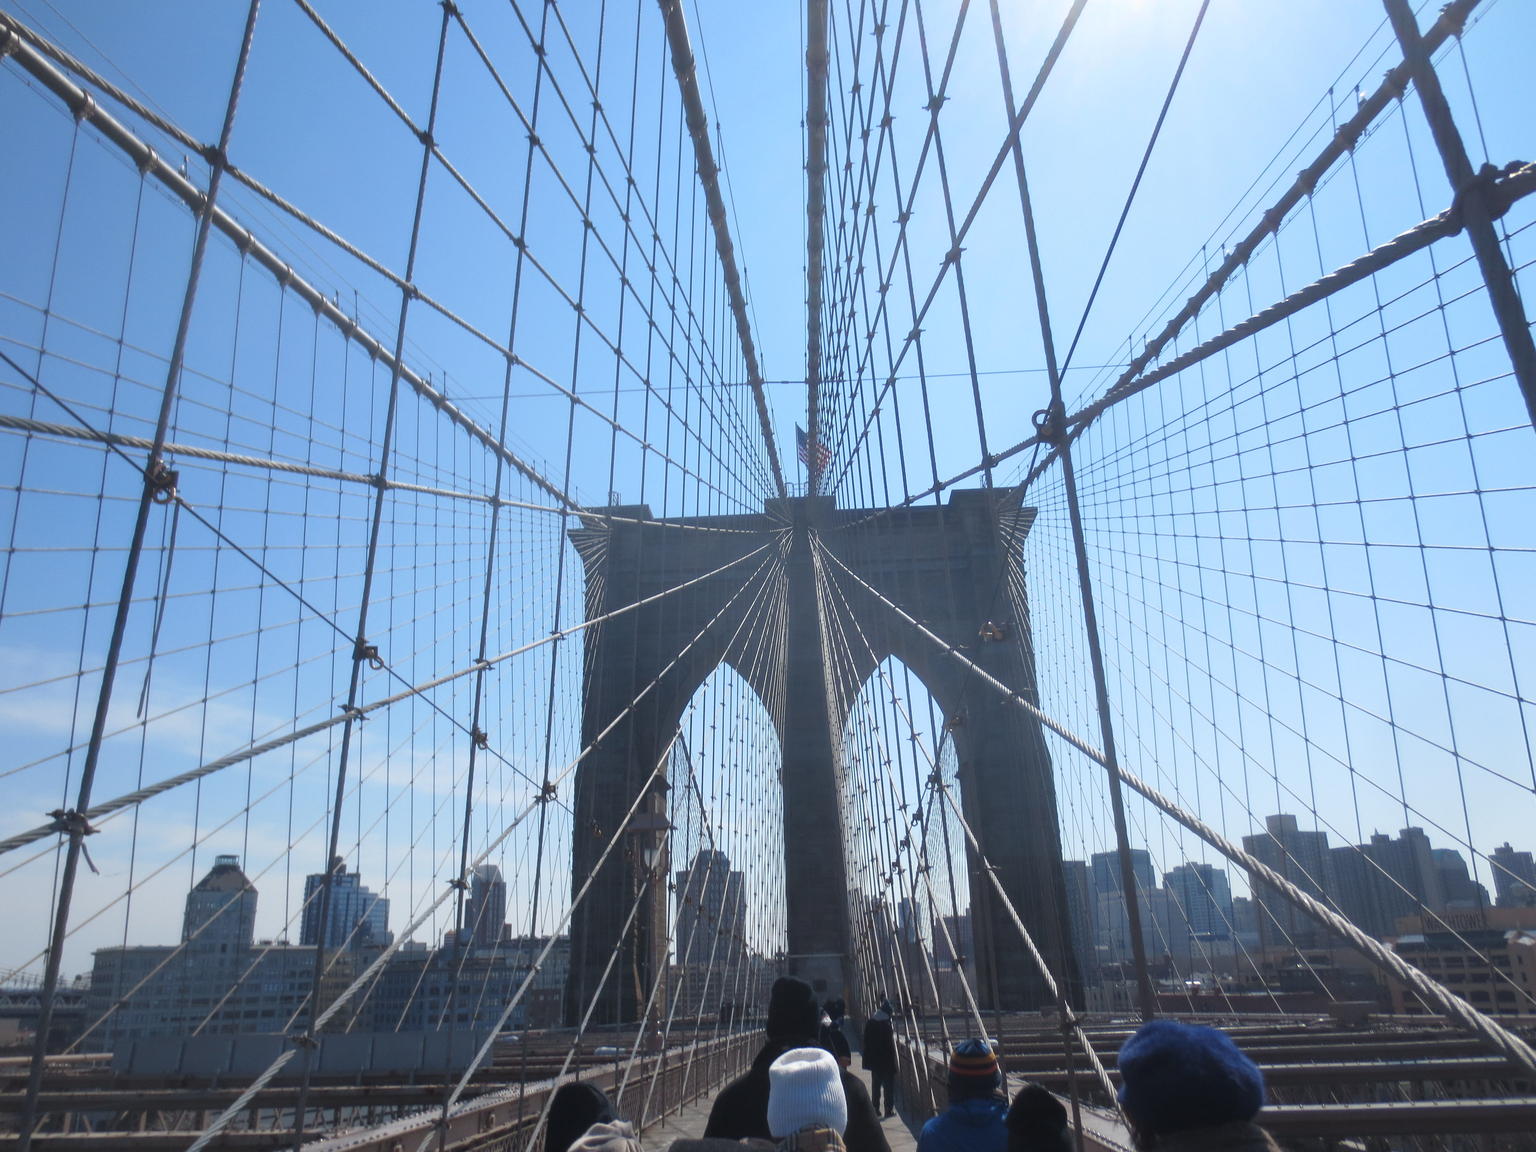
705,977,891,1152
860,1004,898,1117
1115,1021,1279,1152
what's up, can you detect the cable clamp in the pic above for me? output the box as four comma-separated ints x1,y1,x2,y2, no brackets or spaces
72,92,96,123
146,462,179,504
48,808,98,839
926,768,943,789
201,143,227,170
1454,161,1524,227
338,704,366,722
448,875,469,892
1032,402,1066,446
289,1031,318,1050
536,781,558,804
354,639,384,670
471,726,490,751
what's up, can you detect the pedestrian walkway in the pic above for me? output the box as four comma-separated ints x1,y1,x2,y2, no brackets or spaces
851,1063,919,1152
637,1063,918,1152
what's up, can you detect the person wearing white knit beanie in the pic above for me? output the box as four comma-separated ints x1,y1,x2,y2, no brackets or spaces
767,1047,849,1152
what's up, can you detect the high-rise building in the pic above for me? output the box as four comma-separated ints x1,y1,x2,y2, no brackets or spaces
1090,849,1155,900
674,850,746,967
932,912,973,969
1088,850,1157,966
367,936,569,1031
1164,863,1234,942
1331,829,1449,938
467,864,508,949
1230,896,1261,952
89,854,350,1052
1242,815,1334,950
1433,848,1489,912
1061,860,1096,979
182,853,257,952
1492,843,1536,908
301,857,391,950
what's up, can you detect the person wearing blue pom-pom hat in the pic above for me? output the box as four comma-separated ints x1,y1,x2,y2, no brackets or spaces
1116,1021,1279,1152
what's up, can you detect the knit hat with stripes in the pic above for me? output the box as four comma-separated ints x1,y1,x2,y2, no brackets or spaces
947,1038,1001,1098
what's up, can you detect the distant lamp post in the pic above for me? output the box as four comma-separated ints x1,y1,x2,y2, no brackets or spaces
627,811,672,1027
627,812,672,878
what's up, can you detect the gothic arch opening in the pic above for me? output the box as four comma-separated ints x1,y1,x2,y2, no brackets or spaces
841,656,979,1015
666,663,785,1024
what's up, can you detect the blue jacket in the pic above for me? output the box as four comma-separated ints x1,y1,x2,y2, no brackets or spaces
917,1098,1008,1152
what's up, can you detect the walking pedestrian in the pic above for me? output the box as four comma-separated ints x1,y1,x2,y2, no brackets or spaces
916,1040,1008,1152
861,1003,898,1117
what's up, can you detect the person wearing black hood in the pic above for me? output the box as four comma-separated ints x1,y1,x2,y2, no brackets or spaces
546,1083,632,1152
704,976,891,1152
1006,1084,1071,1152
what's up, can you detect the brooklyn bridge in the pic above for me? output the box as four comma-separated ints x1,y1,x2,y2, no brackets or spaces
1,0,1535,1148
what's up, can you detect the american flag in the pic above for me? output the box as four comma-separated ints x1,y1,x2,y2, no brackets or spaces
796,424,831,472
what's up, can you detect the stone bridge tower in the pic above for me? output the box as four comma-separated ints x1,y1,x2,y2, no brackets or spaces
564,490,1079,1024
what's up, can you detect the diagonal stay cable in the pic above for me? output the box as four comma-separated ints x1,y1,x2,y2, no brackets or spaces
188,538,788,1151
0,20,577,510
812,532,1119,1109
819,0,1088,496
838,157,1536,529
1056,0,1211,376
407,546,792,1152
0,409,757,534
815,543,1536,1080
0,512,780,858
2,5,772,508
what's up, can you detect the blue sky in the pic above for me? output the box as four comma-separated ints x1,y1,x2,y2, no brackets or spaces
1,0,1534,989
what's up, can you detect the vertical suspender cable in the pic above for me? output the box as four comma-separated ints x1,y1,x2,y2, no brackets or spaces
15,6,264,1148
291,8,454,1148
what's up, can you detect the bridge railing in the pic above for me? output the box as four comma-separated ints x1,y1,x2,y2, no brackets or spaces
304,1029,757,1152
